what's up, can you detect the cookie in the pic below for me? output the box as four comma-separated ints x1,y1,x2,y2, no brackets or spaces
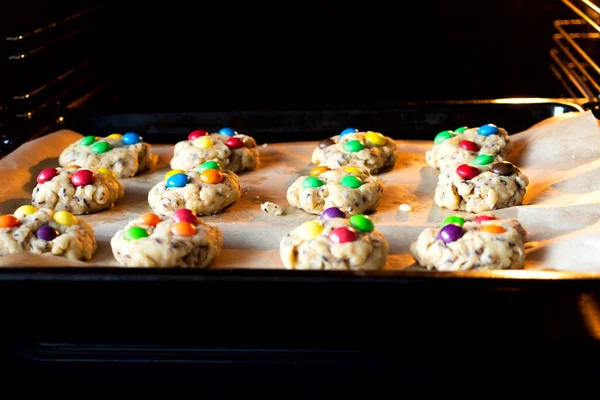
0,207,96,260
32,166,124,214
426,124,512,171
58,133,157,178
148,162,241,219
286,165,383,216
110,209,223,267
170,128,259,173
434,161,528,213
311,129,396,174
280,210,389,270
410,214,526,271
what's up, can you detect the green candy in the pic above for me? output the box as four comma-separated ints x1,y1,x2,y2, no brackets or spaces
339,175,363,188
349,214,374,232
124,226,150,241
441,215,465,228
471,153,494,166
302,176,325,189
454,126,469,134
343,140,365,153
198,161,221,173
79,135,97,146
91,141,112,154
434,130,455,144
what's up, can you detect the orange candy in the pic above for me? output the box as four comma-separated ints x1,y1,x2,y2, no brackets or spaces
480,224,506,234
0,215,20,228
310,166,330,176
171,221,196,236
137,212,162,227
66,165,81,169
200,169,224,184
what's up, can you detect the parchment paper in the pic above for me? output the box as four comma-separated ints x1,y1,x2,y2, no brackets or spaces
0,111,599,271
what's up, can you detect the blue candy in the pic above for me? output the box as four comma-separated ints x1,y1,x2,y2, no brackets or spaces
219,127,237,136
340,128,358,137
122,132,142,145
477,124,499,136
166,173,190,188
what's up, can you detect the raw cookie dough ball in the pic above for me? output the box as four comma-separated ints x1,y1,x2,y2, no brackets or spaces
280,210,389,270
58,133,157,178
110,209,223,267
32,166,124,214
286,165,383,216
410,214,527,271
0,207,96,260
148,162,241,219
311,129,396,174
426,124,512,171
434,160,529,213
170,128,259,173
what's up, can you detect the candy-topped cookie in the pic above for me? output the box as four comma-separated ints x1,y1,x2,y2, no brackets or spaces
410,214,527,271
425,124,512,171
32,166,124,214
148,161,241,219
170,128,259,173
280,209,389,270
110,209,223,267
0,207,97,260
311,128,396,174
286,165,383,215
434,158,529,213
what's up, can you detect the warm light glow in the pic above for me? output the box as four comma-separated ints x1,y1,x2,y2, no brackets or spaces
20,54,24,58
27,112,31,117
554,106,565,116
58,116,64,122
25,94,29,98
493,97,556,104
18,36,22,39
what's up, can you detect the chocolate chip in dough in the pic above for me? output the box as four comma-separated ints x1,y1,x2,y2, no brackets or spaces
319,138,335,148
491,161,515,176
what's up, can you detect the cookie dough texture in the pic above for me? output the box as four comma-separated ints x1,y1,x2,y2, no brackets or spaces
0,208,97,260
410,218,526,271
111,217,223,268
59,137,156,178
426,127,512,171
32,167,124,214
170,133,259,173
311,132,396,174
280,217,389,270
148,170,241,218
261,201,283,216
287,168,383,215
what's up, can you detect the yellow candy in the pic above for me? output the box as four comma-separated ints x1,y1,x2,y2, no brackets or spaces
193,137,213,149
365,131,386,146
164,169,186,180
53,211,77,226
344,167,363,175
296,221,324,240
107,133,123,139
97,168,117,180
14,205,38,219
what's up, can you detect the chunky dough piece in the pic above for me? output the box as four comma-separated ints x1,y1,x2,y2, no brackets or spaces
32,167,124,214
410,218,526,271
59,136,156,178
434,164,529,213
426,127,512,171
110,216,223,268
170,133,259,173
287,167,383,215
311,132,396,174
0,208,97,260
280,217,389,270
148,170,241,219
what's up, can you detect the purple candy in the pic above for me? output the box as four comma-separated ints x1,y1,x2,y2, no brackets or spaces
438,224,463,243
320,207,346,219
36,225,59,241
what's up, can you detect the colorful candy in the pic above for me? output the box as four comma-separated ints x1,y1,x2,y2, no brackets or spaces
200,169,224,184
349,214,374,232
193,137,213,149
53,211,77,226
339,175,362,188
188,129,208,141
441,215,465,227
438,223,463,243
71,169,95,187
344,167,363,175
225,137,245,149
79,135,97,146
0,215,20,228
320,207,346,219
107,133,123,140
36,225,59,241
122,132,142,145
166,173,190,188
319,138,335,148
459,140,479,152
491,162,515,176
97,168,117,180
434,130,455,144
296,220,324,240
456,164,480,180
172,208,198,224
171,221,196,236
198,161,221,173
124,226,150,241
310,166,330,176
37,168,59,184
137,212,162,227
454,126,469,134
329,226,357,244
14,205,37,219
91,141,112,154
471,153,494,166
340,128,358,137
477,124,499,136
480,224,506,234
474,215,498,224
343,140,365,153
219,127,237,136
365,131,386,146
164,169,186,180
66,165,81,169
302,176,325,189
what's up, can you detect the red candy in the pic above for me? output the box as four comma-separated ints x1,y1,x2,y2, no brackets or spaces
459,140,480,152
171,208,198,224
225,137,245,149
329,227,357,244
474,215,498,224
188,129,208,141
456,164,480,180
71,169,95,187
37,168,59,184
